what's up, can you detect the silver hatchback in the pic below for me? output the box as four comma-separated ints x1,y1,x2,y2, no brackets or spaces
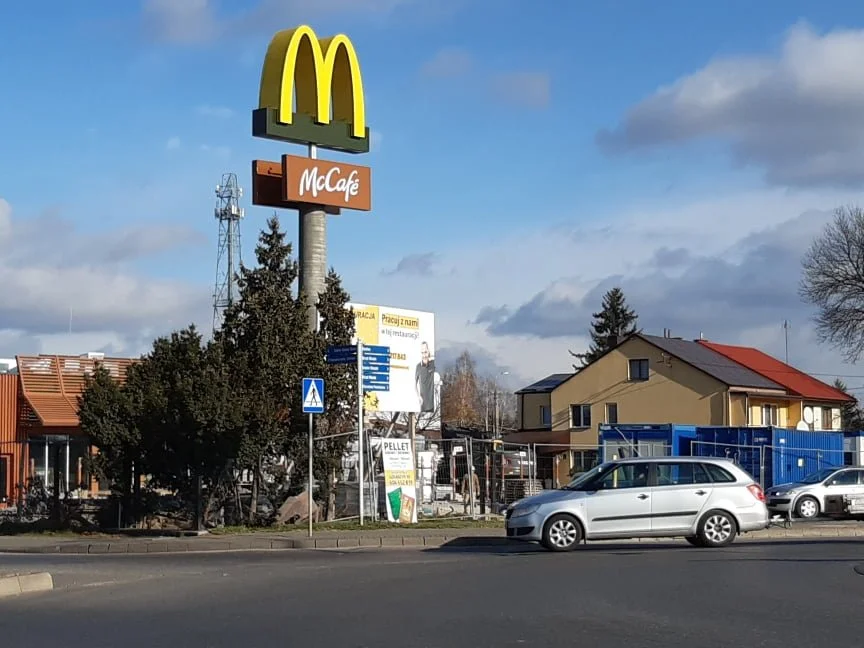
505,457,769,551
766,466,864,519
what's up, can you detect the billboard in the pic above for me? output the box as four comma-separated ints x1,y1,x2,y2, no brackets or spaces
349,304,437,417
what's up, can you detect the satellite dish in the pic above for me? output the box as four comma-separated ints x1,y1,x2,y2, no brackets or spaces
803,406,814,425
796,421,810,431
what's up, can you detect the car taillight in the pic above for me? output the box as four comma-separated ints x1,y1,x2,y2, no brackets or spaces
747,484,766,502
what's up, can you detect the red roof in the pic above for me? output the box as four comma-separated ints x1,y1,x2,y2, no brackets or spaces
697,341,853,403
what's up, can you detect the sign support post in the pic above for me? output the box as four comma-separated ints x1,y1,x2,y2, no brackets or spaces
357,340,365,525
301,377,325,538
308,412,313,538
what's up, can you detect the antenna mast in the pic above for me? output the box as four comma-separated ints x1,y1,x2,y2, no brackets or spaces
212,173,245,332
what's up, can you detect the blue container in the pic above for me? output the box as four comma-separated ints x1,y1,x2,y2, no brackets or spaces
598,424,696,461
769,428,844,486
692,426,844,487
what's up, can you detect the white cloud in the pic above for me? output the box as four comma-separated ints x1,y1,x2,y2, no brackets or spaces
355,187,864,387
0,200,209,358
142,0,220,44
166,136,181,150
597,23,864,188
142,0,416,44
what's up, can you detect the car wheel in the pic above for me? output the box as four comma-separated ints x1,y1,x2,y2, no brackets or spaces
541,514,583,552
684,536,704,547
795,496,820,519
697,510,737,548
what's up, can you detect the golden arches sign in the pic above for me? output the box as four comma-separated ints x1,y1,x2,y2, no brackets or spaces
253,25,369,154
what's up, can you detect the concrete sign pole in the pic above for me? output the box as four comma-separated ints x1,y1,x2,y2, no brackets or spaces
299,144,327,333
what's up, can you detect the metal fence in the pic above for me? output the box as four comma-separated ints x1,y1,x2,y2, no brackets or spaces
688,440,845,489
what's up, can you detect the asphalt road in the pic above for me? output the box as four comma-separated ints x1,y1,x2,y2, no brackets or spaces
2,539,864,647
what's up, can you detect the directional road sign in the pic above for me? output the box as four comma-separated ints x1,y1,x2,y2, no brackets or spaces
363,381,390,392
361,360,389,372
363,345,391,356
326,345,357,364
302,377,325,414
362,370,389,382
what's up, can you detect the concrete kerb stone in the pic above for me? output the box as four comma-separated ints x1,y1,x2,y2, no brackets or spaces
0,524,862,555
0,572,54,598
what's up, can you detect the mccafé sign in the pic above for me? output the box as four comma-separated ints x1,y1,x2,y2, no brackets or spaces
282,154,371,211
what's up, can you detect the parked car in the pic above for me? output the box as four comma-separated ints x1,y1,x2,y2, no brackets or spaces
765,466,864,519
505,456,768,551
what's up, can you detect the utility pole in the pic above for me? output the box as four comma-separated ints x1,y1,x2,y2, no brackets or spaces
783,320,790,364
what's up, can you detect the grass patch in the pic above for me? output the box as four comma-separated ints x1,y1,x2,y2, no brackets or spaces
210,517,503,535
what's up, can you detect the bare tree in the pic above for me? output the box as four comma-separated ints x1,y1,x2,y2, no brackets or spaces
441,351,482,427
800,205,864,362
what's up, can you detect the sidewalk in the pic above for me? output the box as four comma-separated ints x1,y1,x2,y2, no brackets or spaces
0,521,862,554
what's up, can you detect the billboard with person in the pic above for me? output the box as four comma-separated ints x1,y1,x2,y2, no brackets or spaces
348,304,438,422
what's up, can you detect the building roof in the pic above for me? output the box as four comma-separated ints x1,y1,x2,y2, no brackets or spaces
697,340,853,403
16,355,135,427
640,334,785,390
515,373,573,395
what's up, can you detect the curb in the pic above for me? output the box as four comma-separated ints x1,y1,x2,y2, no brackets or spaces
0,573,54,598
0,526,862,555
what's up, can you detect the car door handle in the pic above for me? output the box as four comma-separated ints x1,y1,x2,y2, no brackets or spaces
694,490,707,496
637,494,649,500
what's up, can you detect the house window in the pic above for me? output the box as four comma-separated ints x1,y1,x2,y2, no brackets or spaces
628,358,649,381
762,404,778,426
539,405,551,427
606,403,618,425
822,407,833,430
570,404,591,428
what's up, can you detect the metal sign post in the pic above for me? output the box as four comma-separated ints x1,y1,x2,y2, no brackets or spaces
302,377,325,538
357,340,365,525
325,343,391,526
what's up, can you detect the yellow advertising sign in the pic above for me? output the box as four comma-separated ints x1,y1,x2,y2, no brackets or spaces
254,25,369,154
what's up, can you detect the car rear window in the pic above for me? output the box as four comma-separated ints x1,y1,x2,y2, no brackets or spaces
703,463,737,483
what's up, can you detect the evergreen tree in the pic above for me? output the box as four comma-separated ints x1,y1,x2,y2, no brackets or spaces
135,326,237,512
78,364,141,525
570,287,639,368
217,215,315,522
303,269,358,516
834,379,864,431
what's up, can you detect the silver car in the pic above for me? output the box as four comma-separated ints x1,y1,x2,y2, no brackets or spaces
766,466,864,519
505,457,769,551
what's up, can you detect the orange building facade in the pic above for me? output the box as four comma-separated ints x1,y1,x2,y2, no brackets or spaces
0,354,134,507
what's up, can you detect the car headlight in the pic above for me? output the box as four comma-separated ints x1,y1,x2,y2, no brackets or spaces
510,504,540,518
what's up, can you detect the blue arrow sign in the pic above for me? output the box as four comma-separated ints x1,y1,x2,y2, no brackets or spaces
361,359,390,370
326,344,358,364
362,355,390,364
302,377,325,414
327,344,357,355
362,372,389,382
363,345,390,355
363,382,390,392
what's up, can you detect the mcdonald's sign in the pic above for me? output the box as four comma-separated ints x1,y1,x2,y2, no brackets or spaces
253,25,369,154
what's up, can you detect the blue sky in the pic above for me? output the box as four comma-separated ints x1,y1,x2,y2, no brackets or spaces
4,0,864,391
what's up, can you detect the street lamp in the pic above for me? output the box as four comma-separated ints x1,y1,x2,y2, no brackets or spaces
493,371,510,439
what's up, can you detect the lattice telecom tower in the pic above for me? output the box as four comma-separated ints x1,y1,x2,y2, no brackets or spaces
212,172,245,332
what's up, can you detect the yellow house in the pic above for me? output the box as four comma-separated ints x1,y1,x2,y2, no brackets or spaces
516,333,788,440
511,333,854,486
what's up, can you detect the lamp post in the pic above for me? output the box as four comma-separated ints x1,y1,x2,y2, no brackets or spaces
493,371,510,439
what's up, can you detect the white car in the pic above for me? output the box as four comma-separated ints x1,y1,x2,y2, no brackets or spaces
505,456,769,551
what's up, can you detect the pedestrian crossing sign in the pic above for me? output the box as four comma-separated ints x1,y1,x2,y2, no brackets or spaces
302,377,325,414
